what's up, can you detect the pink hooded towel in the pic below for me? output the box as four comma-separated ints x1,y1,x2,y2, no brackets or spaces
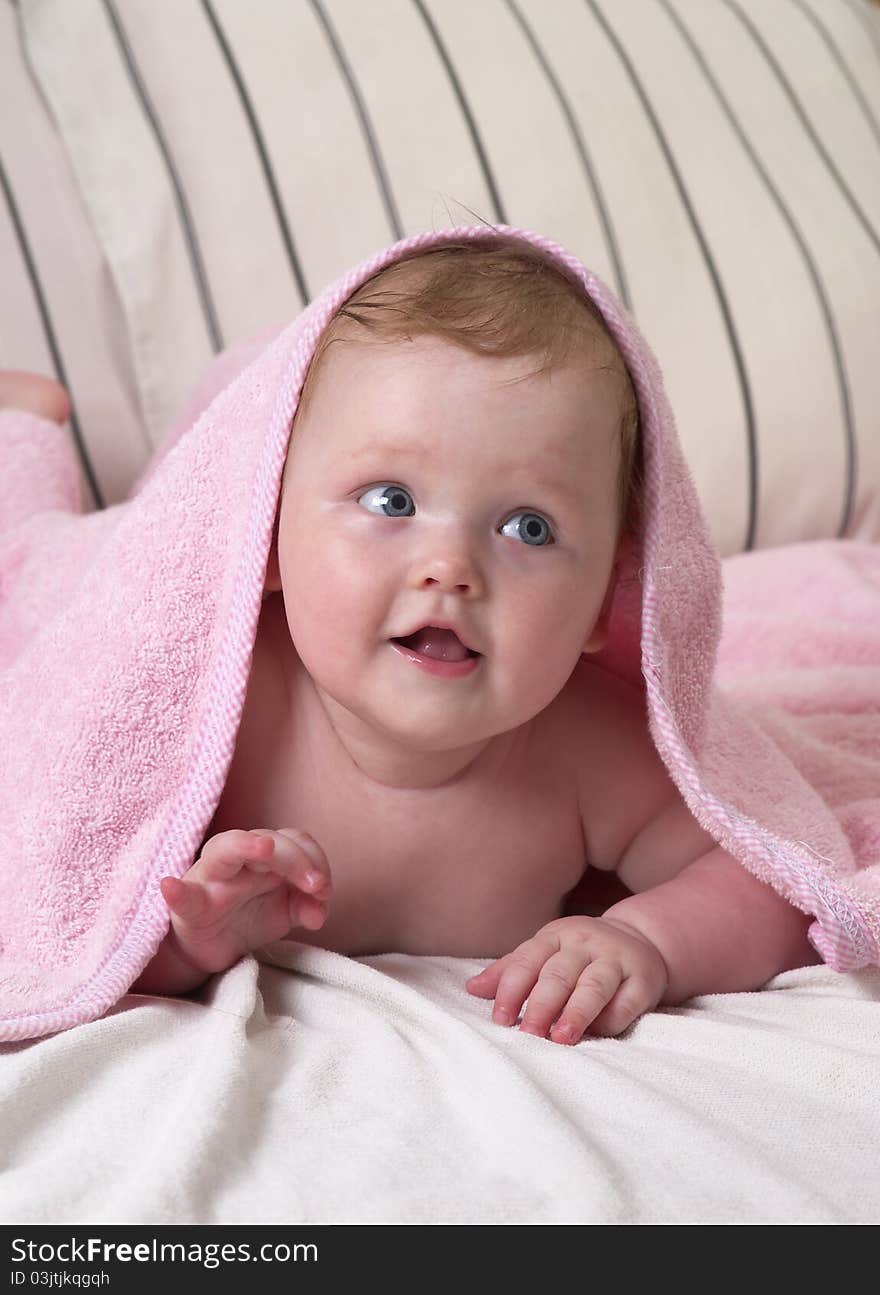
1,224,878,1041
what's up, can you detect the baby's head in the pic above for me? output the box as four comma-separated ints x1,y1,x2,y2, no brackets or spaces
264,239,642,759
294,240,641,542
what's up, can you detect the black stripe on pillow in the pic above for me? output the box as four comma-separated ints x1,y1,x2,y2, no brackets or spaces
505,0,631,310
661,0,856,539
201,0,310,308
412,0,508,226
102,0,225,351
794,0,880,148
310,0,404,243
843,0,880,65
724,0,880,257
0,152,103,510
589,0,759,552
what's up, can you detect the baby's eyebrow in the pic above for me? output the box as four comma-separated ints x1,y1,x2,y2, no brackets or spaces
349,440,424,463
349,440,582,504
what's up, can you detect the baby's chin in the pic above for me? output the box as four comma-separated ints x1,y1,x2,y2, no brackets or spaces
314,679,508,753
343,701,500,754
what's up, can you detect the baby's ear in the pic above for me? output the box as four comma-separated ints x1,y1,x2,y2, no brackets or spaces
263,515,283,596
582,540,628,655
582,576,616,655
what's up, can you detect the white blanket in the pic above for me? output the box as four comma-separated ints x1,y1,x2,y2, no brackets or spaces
2,946,878,1224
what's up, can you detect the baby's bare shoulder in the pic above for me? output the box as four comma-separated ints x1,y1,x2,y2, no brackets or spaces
553,664,682,873
558,664,718,889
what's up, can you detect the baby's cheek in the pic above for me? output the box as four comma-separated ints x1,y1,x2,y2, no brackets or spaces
509,600,585,702
282,534,376,662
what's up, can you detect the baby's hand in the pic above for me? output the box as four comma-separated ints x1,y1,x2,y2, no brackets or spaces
466,915,668,1044
159,828,332,977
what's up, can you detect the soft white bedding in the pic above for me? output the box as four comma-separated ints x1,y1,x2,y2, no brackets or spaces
2,945,878,1224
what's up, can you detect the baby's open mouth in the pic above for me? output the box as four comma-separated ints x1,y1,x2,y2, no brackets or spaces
391,627,480,663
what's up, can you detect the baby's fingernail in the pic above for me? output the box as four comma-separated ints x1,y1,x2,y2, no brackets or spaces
297,835,324,868
298,908,324,932
303,869,323,891
493,1007,512,1026
555,1025,576,1044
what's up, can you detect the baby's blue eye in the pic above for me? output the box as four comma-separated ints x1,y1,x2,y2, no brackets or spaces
357,484,415,517
356,484,554,546
500,512,554,547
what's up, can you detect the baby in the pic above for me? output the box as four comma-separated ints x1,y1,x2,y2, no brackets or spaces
1,243,818,1043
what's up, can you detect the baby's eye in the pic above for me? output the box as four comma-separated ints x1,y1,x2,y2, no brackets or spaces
357,484,415,517
356,486,554,546
500,511,555,547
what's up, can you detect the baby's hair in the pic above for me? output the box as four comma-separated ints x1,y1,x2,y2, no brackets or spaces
296,236,643,540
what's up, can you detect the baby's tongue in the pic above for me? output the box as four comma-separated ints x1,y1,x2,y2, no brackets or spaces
399,627,468,662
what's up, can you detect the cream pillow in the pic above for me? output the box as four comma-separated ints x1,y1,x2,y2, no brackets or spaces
5,0,880,556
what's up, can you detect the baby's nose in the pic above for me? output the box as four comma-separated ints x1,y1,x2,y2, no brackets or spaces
410,547,482,596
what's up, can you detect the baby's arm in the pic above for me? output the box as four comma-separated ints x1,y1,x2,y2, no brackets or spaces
603,843,819,1006
131,828,332,996
607,790,820,1002
469,794,819,1042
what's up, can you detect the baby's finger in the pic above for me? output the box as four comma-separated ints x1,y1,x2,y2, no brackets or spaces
489,935,560,1027
202,828,331,897
465,958,510,999
198,829,275,880
548,961,626,1044
583,976,654,1039
519,949,595,1038
268,828,333,899
159,874,208,922
292,891,329,931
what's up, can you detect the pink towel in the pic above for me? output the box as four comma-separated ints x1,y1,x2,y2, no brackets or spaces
1,225,878,1041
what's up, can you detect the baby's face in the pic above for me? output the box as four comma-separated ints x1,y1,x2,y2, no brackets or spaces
270,334,626,758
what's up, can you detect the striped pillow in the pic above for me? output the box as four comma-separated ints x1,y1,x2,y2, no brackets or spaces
3,0,879,558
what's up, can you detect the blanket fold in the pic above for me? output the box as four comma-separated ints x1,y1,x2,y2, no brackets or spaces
2,224,878,1040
